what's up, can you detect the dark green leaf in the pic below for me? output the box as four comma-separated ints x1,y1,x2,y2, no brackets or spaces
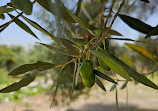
95,77,106,91
145,25,158,38
75,0,82,16
119,14,153,34
0,7,14,14
8,13,39,40
94,70,117,84
0,14,5,20
13,0,33,15
9,61,56,76
91,49,158,90
139,0,150,3
36,0,76,23
21,15,57,41
0,75,35,93
108,38,143,42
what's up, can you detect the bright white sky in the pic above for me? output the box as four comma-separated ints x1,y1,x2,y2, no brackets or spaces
0,0,158,50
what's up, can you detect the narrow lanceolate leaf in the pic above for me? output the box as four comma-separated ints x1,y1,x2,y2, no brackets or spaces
94,70,117,84
119,14,153,34
69,38,89,47
91,50,132,81
110,84,116,91
108,38,143,42
125,43,158,65
13,0,33,15
0,14,5,20
139,0,150,3
95,77,106,91
21,15,57,41
91,49,158,90
95,28,122,36
9,61,56,76
62,3,99,30
0,75,35,93
75,0,82,16
38,43,76,57
0,7,14,14
8,13,38,40
122,56,136,70
36,0,75,23
145,25,158,38
120,81,128,90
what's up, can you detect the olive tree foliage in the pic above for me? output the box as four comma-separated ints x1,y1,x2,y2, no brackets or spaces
0,0,158,107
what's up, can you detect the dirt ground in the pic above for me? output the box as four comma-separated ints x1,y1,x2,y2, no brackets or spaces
0,82,158,111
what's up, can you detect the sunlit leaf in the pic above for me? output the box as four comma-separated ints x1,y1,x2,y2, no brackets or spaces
108,38,143,42
91,49,158,90
0,75,35,93
8,13,38,40
119,14,153,34
21,15,57,41
95,77,106,91
0,7,14,14
9,61,56,76
13,0,33,15
122,56,136,69
94,70,117,84
91,49,132,81
125,43,158,65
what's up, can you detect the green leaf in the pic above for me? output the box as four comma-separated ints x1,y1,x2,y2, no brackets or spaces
108,38,143,42
91,49,158,90
0,75,35,93
59,38,79,56
8,13,39,40
125,43,158,65
119,14,153,34
0,7,14,14
38,43,77,57
94,70,117,84
110,84,116,91
75,0,82,16
122,56,136,70
95,77,106,91
145,25,158,38
91,49,132,81
9,61,56,76
120,81,128,90
21,15,57,41
139,0,150,3
61,3,99,30
0,14,5,20
13,0,33,15
69,38,89,47
36,0,76,23
95,28,122,36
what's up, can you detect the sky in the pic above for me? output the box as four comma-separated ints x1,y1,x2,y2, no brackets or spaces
0,0,158,50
